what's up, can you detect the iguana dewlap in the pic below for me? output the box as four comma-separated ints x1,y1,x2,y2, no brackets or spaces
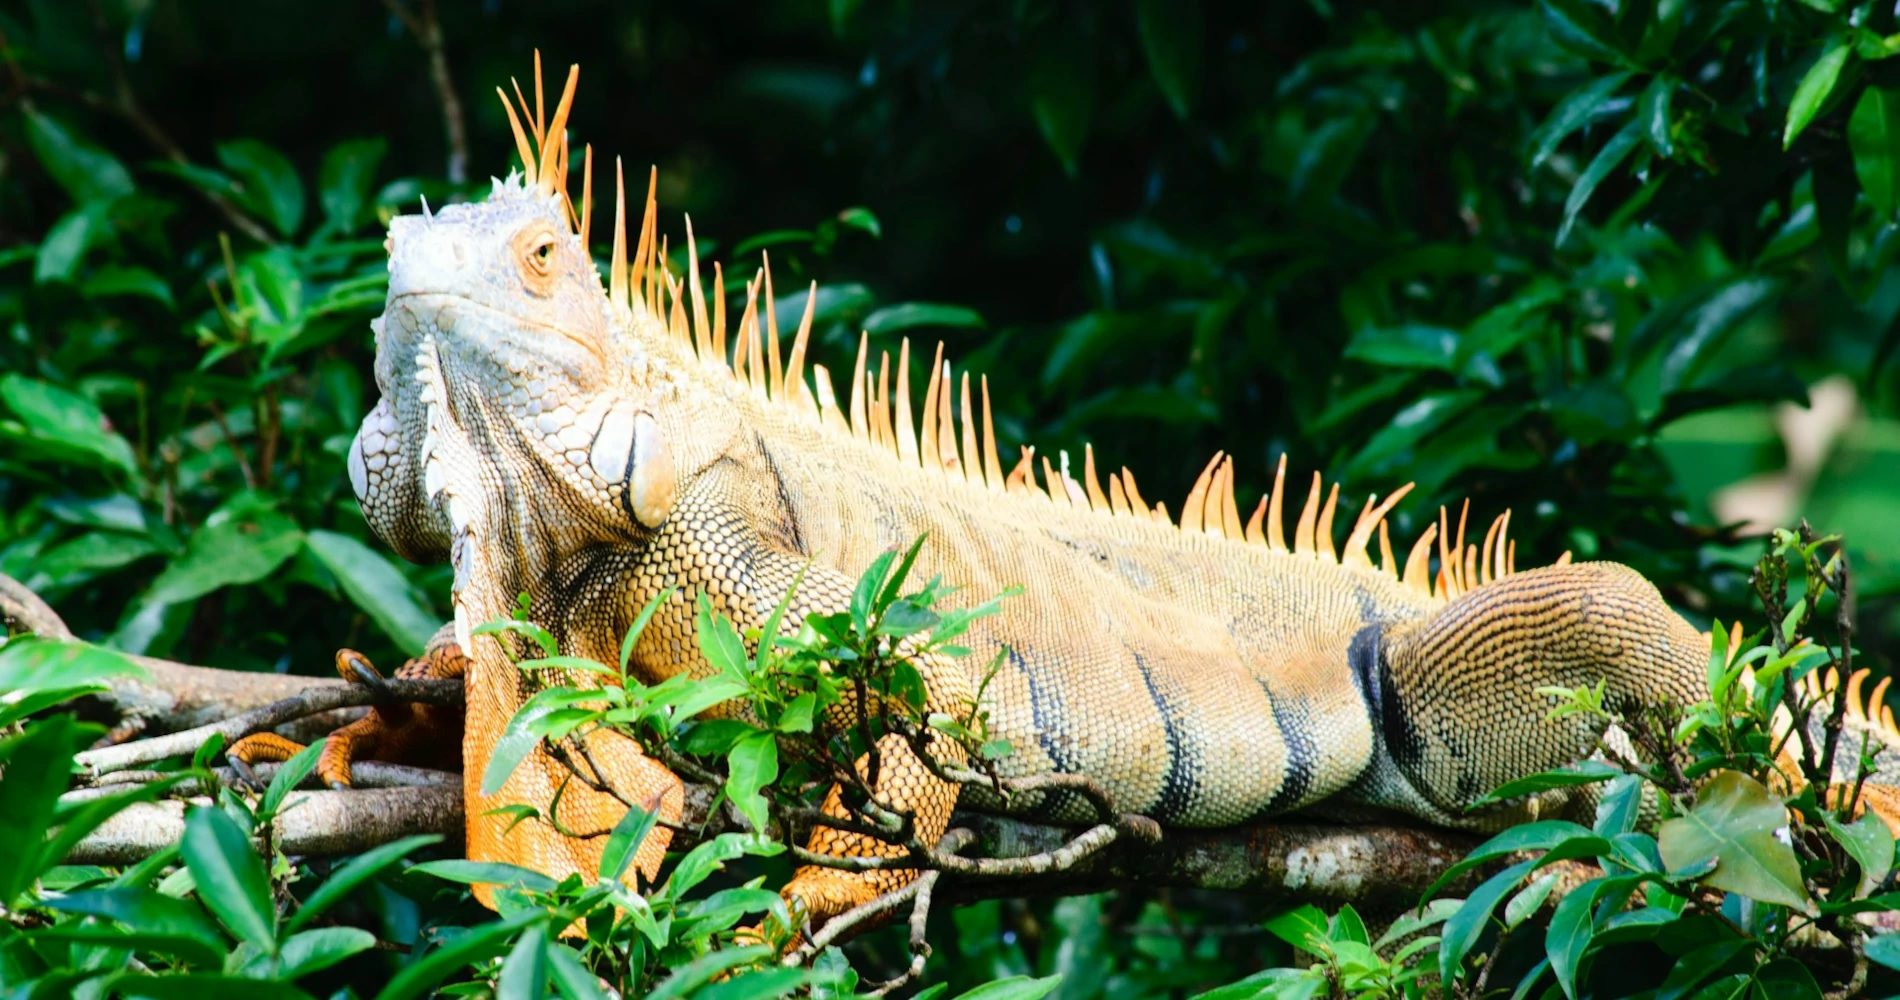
277,60,1883,927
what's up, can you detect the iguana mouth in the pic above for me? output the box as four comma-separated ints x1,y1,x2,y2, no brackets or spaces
385,290,607,367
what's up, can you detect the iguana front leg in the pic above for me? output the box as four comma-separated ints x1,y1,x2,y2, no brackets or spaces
230,626,466,787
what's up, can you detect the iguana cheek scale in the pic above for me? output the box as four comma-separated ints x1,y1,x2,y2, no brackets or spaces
237,57,1900,929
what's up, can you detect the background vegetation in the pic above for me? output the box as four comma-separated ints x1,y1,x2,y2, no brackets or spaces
6,0,1900,997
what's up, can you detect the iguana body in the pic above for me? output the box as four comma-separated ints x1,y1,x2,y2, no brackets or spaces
231,62,1870,926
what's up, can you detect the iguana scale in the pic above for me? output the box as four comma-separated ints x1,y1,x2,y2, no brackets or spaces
233,59,1900,929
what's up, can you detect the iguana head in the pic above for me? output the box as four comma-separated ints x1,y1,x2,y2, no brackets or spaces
352,65,678,590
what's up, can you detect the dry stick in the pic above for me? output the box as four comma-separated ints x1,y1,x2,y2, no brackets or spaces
67,785,463,865
74,677,464,775
60,761,458,804
791,829,978,964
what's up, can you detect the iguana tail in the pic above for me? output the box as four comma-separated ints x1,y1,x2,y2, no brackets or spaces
1371,561,1708,827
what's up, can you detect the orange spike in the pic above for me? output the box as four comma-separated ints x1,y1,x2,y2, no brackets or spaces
1122,468,1150,522
1083,445,1110,512
1379,520,1397,577
762,254,784,401
1042,456,1071,508
655,235,670,323
1220,458,1244,540
1110,473,1132,516
608,159,628,309
1871,676,1892,720
1006,446,1035,494
1463,544,1479,596
894,339,917,466
1404,524,1438,594
1267,455,1289,552
1294,473,1322,556
685,218,710,360
981,376,1004,490
874,352,894,454
631,167,657,313
936,359,959,473
1848,670,1868,721
919,344,945,472
1181,452,1223,533
813,364,848,433
785,282,817,412
730,282,752,385
1437,507,1457,596
1316,483,1340,562
848,333,870,441
960,374,981,487
1155,500,1170,523
1343,483,1415,569
1556,550,1573,566
712,263,728,366
746,278,766,393
1493,512,1512,582
1479,514,1502,586
1200,459,1228,536
667,274,689,344
532,51,546,145
539,64,580,193
497,88,536,184
578,145,593,248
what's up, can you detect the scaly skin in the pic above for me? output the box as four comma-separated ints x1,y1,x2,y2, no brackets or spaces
305,62,1877,929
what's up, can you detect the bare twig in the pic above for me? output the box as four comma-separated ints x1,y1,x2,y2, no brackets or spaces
380,0,469,185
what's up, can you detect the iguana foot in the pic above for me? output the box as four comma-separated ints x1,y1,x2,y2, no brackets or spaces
229,639,466,788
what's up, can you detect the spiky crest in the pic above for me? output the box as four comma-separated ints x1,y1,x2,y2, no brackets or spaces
496,55,1576,607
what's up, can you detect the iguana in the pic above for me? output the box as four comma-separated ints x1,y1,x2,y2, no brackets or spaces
231,59,1900,929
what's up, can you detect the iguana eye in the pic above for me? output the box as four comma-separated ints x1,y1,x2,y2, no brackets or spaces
512,226,562,292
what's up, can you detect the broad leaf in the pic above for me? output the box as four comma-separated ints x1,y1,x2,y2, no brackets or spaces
1658,771,1810,910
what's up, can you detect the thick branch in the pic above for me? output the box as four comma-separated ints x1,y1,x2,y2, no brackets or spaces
66,786,463,865
3,572,359,741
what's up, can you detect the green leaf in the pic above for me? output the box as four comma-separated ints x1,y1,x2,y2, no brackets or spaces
181,805,277,950
947,976,1065,1000
1029,36,1095,176
1850,85,1900,215
621,584,674,675
836,206,882,238
1506,873,1561,928
218,139,306,237
1594,773,1645,838
495,923,550,1000
1823,812,1894,898
726,731,780,832
599,802,661,883
1423,820,1598,900
318,137,388,235
1658,771,1811,910
695,590,751,684
549,942,609,1000
1529,72,1633,171
23,109,134,205
1263,904,1329,954
1639,76,1676,158
1786,43,1853,150
1657,278,1780,396
34,205,108,284
286,834,443,933
407,859,558,893
304,530,438,656
1539,0,1628,64
273,926,377,979
142,505,305,606
1440,859,1537,984
1867,932,1900,970
372,911,538,1000
1135,0,1202,119
1471,761,1623,809
45,888,228,967
1344,324,1458,370
644,944,776,1000
697,968,815,1000
83,266,176,309
0,374,140,476
260,740,323,819
482,684,585,796
861,303,987,335
0,635,145,697
108,973,318,1000
0,714,93,905
1558,119,1642,245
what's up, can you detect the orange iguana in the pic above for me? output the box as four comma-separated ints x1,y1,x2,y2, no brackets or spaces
231,59,1900,930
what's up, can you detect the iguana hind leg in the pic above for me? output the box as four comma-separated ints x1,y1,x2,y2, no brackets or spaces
229,629,466,787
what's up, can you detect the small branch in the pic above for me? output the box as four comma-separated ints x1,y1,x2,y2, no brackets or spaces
75,676,463,775
380,0,468,185
60,761,458,804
